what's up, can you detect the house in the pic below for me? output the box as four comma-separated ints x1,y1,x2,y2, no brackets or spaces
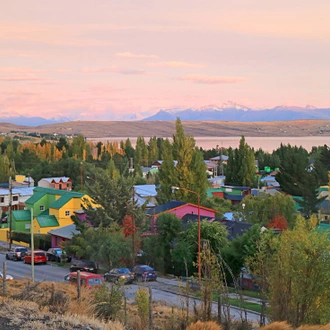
145,200,217,234
208,176,226,188
9,187,94,235
150,160,178,168
38,177,72,191
260,176,280,189
218,219,253,240
12,175,35,187
0,186,34,214
318,199,330,223
48,223,80,248
207,185,251,205
134,184,157,208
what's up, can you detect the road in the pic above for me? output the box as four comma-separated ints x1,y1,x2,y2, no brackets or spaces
0,252,261,323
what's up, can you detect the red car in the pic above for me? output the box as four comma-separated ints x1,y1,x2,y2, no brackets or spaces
23,250,47,265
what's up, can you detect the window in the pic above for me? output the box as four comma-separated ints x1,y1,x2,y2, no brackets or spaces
0,197,4,203
13,196,18,201
25,224,30,229
40,206,45,211
65,211,70,216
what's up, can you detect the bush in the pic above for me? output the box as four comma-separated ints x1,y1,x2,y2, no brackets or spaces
135,287,149,326
93,283,124,320
11,231,51,250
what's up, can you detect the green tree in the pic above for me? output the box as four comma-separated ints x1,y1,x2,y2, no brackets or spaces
240,193,297,227
84,173,134,227
251,216,330,326
157,118,209,204
226,136,255,186
174,220,228,276
201,196,232,218
275,144,309,195
148,136,159,165
156,213,183,273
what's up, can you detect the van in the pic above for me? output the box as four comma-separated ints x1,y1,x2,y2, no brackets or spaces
66,272,104,288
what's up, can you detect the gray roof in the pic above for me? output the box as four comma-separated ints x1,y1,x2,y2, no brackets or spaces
134,184,157,197
48,224,80,239
0,186,34,197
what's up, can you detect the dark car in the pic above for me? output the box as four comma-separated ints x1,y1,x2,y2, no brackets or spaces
69,260,98,274
46,248,72,262
132,265,157,282
104,268,135,284
6,247,29,261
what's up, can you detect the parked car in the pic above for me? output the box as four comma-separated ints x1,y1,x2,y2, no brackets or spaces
23,250,47,265
0,271,13,281
66,272,104,288
132,265,157,282
104,267,135,284
6,247,29,261
69,260,98,274
46,248,71,262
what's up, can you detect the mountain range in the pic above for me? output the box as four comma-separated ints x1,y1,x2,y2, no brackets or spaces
1,102,330,125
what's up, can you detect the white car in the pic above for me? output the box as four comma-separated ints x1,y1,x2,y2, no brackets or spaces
0,271,14,280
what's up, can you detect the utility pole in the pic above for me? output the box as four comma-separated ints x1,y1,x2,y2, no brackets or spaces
8,177,12,250
80,162,83,190
31,208,34,283
132,186,136,267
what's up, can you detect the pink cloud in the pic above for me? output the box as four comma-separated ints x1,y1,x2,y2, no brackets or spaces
115,52,160,59
147,61,205,69
0,67,46,81
177,74,248,84
80,67,146,75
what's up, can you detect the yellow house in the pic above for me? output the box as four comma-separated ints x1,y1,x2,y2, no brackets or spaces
11,187,97,235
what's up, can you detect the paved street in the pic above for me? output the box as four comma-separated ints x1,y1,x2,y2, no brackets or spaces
0,242,262,323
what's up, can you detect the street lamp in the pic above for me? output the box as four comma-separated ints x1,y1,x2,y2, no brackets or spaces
242,203,245,222
171,186,201,280
86,176,96,183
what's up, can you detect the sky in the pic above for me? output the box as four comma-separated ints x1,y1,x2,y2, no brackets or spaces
1,0,330,120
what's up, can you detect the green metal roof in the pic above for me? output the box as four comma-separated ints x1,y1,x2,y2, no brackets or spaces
36,214,59,228
12,210,31,221
225,189,243,196
33,186,83,198
49,193,77,209
39,209,49,216
25,191,46,204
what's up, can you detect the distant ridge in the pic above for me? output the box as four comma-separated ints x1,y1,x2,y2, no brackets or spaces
142,103,330,121
0,116,70,126
1,119,330,138
2,103,330,124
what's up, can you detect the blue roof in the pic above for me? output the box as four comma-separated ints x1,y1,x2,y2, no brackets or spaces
224,193,244,201
147,200,187,215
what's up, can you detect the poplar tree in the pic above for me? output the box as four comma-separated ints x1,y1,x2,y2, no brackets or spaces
157,118,209,204
148,136,159,165
225,136,255,186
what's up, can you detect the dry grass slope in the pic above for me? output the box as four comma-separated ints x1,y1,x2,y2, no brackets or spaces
1,119,330,138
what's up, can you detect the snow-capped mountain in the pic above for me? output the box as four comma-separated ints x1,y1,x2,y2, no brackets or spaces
142,104,330,122
2,103,330,125
0,116,71,126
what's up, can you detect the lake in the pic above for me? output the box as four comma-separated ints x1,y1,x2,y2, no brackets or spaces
88,136,330,152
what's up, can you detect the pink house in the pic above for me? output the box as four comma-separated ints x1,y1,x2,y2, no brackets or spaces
145,200,217,234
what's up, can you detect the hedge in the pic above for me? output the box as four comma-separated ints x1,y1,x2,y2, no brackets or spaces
11,231,51,250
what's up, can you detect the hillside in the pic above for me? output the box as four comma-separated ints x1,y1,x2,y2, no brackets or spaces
1,119,330,138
